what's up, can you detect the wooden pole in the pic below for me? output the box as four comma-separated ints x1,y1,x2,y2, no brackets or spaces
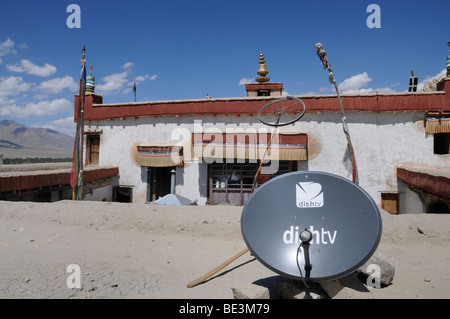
187,248,249,288
79,45,86,200
187,111,283,288
250,115,280,193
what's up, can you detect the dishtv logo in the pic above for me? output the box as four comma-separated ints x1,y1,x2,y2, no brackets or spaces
296,182,323,208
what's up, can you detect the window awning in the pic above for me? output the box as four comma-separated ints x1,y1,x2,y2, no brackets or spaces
137,145,183,167
192,133,307,161
425,114,450,134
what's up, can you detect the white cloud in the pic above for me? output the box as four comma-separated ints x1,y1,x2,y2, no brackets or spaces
41,116,76,137
0,37,17,57
336,72,399,95
38,75,78,94
96,71,129,94
339,72,372,92
96,62,157,95
340,87,396,95
122,62,134,70
0,98,71,118
122,88,132,94
134,75,147,82
133,74,158,83
26,98,71,117
239,77,253,85
0,37,27,65
6,64,24,73
0,76,33,108
6,59,57,77
0,76,32,98
417,69,446,91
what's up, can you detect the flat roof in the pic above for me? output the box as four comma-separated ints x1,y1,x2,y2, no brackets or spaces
76,90,450,122
96,91,447,108
397,164,450,199
397,164,450,179
0,164,119,193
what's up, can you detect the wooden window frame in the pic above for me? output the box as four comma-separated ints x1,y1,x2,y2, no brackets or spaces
381,192,399,215
86,134,100,165
208,160,297,205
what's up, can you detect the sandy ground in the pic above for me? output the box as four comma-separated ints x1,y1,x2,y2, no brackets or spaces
0,200,449,299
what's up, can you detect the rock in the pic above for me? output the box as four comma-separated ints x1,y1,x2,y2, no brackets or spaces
356,255,395,286
231,283,270,299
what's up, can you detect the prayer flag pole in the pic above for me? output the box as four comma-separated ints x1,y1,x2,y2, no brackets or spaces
79,45,86,199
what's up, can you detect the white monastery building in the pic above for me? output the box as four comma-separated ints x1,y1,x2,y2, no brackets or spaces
74,53,450,214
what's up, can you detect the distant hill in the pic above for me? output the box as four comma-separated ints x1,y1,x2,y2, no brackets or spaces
0,120,74,159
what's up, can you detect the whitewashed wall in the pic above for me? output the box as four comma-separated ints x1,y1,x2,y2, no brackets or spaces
87,111,449,207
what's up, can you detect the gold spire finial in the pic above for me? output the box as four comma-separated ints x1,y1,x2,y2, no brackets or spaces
255,51,270,83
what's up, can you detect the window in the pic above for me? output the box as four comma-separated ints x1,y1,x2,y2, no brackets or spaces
208,161,297,205
113,186,133,203
381,193,399,215
210,162,257,191
408,73,418,92
86,134,100,165
434,133,450,155
257,89,270,96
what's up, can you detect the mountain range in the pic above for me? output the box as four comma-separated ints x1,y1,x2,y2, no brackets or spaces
0,120,74,158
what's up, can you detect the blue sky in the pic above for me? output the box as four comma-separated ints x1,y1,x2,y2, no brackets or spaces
0,0,448,136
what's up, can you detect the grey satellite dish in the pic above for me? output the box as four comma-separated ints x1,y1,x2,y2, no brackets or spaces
241,171,382,282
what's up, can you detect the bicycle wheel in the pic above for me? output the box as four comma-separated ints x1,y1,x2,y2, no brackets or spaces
258,96,306,127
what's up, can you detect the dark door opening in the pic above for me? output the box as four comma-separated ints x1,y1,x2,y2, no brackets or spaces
428,201,450,214
434,133,450,155
149,166,175,201
113,186,133,203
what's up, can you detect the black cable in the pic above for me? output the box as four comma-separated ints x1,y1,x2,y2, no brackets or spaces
296,244,310,288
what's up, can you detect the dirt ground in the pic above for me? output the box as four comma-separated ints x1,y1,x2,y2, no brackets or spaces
0,200,449,299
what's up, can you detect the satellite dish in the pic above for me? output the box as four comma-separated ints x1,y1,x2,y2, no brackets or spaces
241,171,382,282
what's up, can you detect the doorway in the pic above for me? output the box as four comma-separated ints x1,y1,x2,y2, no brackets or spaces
148,166,175,202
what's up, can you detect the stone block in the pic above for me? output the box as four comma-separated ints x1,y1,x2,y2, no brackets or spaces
231,283,270,299
356,255,395,286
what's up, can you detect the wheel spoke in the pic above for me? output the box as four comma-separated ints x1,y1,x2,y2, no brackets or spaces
258,96,306,127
